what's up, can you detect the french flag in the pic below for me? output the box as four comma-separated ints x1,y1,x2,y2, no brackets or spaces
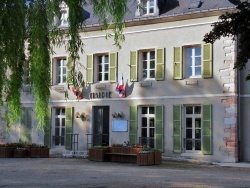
116,75,126,98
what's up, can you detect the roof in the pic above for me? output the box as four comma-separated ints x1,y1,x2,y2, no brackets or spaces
80,0,239,27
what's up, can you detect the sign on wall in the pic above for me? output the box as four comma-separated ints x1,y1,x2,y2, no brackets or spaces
112,120,128,132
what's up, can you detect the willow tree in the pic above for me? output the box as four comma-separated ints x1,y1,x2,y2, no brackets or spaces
0,0,127,131
203,1,250,80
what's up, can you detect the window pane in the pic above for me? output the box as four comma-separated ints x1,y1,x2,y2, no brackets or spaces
195,140,201,150
141,117,147,127
195,118,201,128
150,70,155,78
143,61,147,69
62,118,65,127
149,8,154,13
105,56,109,63
55,118,60,126
186,106,193,114
149,107,154,114
63,60,67,66
195,67,201,76
56,109,60,115
63,67,66,74
63,75,66,83
150,128,154,137
55,128,60,136
141,128,147,137
149,118,154,127
143,52,147,60
104,73,108,81
62,108,65,115
194,106,201,114
98,56,102,64
99,65,102,72
195,57,201,66
150,60,155,69
104,64,109,72
195,129,201,139
186,118,192,128
150,51,155,59
186,129,192,138
195,46,201,56
143,70,147,79
150,0,154,6
142,107,147,114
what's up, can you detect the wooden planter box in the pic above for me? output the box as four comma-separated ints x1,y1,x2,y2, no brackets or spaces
88,148,108,162
23,146,31,157
14,149,28,158
154,151,162,165
137,152,155,166
40,148,50,158
0,147,15,158
30,147,41,158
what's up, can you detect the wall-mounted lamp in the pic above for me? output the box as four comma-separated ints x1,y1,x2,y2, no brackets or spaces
75,112,90,121
112,112,124,119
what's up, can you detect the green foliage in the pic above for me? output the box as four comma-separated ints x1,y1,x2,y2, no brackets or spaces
0,0,127,132
203,2,250,80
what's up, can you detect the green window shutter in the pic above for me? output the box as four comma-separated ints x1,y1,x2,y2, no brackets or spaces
20,108,32,143
173,105,182,153
155,105,164,152
202,43,212,78
86,55,93,83
130,51,138,82
65,107,73,150
173,47,183,80
202,104,212,155
44,108,51,147
109,52,117,82
156,48,165,81
67,58,73,82
129,106,137,145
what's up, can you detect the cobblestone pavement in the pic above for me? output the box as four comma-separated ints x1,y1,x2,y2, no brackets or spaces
0,158,250,188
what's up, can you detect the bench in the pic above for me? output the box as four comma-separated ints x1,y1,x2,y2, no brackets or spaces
105,152,137,163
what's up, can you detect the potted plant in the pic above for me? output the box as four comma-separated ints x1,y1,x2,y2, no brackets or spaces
88,146,109,162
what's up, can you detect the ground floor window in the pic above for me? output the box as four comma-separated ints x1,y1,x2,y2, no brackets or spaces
184,105,201,152
140,106,155,148
173,104,212,155
54,108,65,147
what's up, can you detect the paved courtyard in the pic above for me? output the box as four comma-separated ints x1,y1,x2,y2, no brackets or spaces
0,158,250,188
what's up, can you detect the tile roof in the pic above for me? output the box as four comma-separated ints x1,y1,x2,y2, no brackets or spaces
82,0,239,27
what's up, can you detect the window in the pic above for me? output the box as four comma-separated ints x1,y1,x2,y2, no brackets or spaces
184,105,202,152
142,0,155,15
86,52,117,84
98,55,109,82
54,108,65,147
173,104,212,154
56,58,67,84
140,106,155,148
142,51,155,79
185,46,201,78
60,2,69,26
173,43,212,80
130,48,164,81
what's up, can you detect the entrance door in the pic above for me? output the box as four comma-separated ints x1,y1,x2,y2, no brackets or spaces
93,106,109,146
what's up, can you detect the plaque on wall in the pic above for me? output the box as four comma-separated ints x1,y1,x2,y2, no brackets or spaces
112,120,128,132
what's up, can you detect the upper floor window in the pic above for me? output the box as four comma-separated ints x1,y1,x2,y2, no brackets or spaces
98,55,109,82
60,2,69,26
130,48,165,82
142,51,155,79
56,58,67,84
142,0,155,14
173,43,212,80
86,52,117,84
185,46,201,78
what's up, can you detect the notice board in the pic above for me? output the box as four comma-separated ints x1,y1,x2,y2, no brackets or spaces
112,120,128,132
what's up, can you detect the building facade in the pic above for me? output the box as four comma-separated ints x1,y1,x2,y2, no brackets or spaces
1,0,250,163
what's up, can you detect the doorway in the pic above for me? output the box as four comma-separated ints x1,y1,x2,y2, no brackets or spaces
93,106,109,146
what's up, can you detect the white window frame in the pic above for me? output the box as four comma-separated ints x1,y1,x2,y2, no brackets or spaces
97,54,109,82
184,105,202,153
60,2,69,26
56,58,67,85
184,45,202,78
141,50,155,80
53,108,66,148
142,0,155,15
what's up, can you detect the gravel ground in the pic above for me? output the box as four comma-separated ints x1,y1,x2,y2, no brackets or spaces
0,158,250,188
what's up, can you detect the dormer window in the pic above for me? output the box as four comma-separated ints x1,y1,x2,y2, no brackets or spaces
136,0,159,17
60,1,69,26
142,0,155,15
